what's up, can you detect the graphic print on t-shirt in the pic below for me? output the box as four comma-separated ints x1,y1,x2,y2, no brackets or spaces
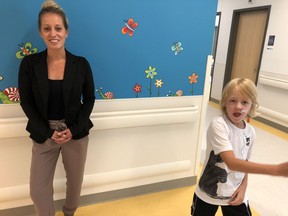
245,135,250,146
199,151,230,200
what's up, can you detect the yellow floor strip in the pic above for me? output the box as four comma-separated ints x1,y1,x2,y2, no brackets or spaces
249,118,288,140
56,185,259,216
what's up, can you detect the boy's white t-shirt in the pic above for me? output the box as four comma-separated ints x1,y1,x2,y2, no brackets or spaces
195,115,255,206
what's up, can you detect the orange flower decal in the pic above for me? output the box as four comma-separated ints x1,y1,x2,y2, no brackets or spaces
188,72,199,95
188,73,198,84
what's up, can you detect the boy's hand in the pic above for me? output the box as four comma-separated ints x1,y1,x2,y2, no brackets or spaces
277,162,288,177
229,188,245,206
229,173,248,206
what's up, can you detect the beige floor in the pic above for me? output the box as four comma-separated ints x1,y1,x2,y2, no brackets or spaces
56,102,287,216
55,185,259,216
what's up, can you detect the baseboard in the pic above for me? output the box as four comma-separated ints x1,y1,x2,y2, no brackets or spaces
254,116,288,133
209,97,219,105
0,176,197,216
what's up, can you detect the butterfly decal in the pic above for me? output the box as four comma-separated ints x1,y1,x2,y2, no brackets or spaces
171,42,183,55
16,42,38,59
122,18,138,37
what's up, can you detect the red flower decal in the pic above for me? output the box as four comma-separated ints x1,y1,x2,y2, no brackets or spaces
133,83,142,93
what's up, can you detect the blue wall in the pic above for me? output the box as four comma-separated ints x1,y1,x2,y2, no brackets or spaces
0,0,217,103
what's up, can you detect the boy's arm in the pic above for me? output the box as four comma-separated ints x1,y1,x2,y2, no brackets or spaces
220,150,288,177
229,172,248,205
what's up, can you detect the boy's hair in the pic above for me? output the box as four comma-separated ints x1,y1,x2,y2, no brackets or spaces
220,78,259,118
38,0,68,30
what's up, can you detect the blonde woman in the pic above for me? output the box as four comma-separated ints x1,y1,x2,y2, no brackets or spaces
18,1,95,215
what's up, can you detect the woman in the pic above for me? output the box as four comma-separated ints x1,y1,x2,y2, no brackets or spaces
18,1,95,215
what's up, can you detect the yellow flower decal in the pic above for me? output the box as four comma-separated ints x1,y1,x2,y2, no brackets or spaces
155,79,164,97
155,79,163,88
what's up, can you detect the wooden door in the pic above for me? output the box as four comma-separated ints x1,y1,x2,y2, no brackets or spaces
224,6,270,86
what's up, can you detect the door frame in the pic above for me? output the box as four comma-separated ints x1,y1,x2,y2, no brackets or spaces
209,12,221,100
223,5,271,88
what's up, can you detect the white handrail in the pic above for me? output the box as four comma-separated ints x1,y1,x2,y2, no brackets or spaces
259,75,288,90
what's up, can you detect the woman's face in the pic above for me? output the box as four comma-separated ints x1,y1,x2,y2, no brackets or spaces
39,12,68,51
225,91,252,128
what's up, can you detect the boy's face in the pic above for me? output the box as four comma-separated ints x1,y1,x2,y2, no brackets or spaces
225,91,252,128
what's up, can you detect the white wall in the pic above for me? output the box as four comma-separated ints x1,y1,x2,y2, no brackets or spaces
0,97,203,210
211,0,288,128
0,57,213,210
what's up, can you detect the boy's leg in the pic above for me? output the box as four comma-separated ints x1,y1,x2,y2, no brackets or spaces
191,193,218,216
221,202,252,216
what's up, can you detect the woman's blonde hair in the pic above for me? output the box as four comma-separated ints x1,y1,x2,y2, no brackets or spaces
38,0,68,30
220,78,259,118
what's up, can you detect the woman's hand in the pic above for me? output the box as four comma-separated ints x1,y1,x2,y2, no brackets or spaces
52,128,72,144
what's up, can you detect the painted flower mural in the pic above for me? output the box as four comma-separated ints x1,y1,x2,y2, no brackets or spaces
188,72,199,95
154,79,163,96
0,8,207,104
133,83,142,98
145,66,157,97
